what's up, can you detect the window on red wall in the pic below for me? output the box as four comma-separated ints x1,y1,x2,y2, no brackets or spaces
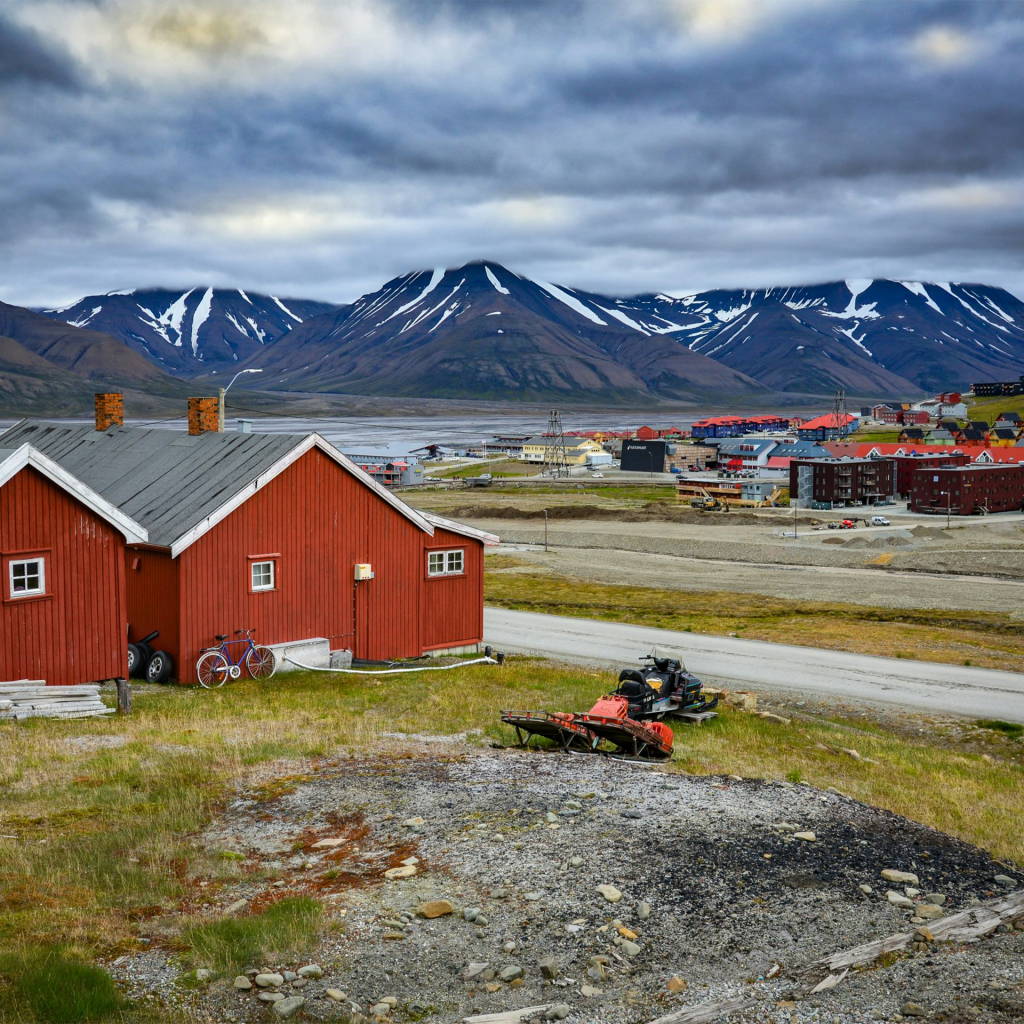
9,556,46,598
248,555,279,592
427,548,465,577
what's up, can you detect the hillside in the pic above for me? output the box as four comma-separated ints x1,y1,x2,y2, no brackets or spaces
40,288,339,376
244,261,765,403
605,279,1024,394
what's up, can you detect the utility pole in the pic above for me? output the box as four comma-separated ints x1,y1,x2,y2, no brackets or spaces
543,409,569,479
830,388,849,438
218,368,262,432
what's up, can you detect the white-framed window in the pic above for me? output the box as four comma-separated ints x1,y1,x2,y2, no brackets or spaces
427,548,465,577
9,557,45,598
251,559,275,591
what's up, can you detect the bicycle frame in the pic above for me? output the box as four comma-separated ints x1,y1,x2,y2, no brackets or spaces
202,634,259,680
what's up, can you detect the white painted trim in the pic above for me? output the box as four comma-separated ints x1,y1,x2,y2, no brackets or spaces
169,433,435,558
421,511,500,546
0,444,148,544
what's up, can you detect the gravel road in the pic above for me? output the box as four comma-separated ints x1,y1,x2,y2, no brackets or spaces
108,746,1024,1024
483,608,1024,723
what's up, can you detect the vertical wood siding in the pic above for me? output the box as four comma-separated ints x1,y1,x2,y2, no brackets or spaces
175,449,460,681
0,466,127,685
420,527,484,650
125,549,179,663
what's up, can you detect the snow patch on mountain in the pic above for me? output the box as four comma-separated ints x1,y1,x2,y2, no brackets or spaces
190,288,214,356
485,265,510,295
270,296,302,323
67,306,102,328
535,280,607,325
899,281,943,314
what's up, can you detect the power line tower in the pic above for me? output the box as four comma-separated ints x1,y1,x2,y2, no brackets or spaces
543,409,569,478
830,388,850,437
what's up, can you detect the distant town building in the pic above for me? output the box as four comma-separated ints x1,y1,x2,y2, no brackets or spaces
910,464,1024,515
794,413,859,441
521,436,604,464
971,375,1024,397
690,415,792,439
789,457,893,507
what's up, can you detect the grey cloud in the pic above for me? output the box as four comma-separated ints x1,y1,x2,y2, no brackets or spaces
0,13,79,88
0,0,1023,307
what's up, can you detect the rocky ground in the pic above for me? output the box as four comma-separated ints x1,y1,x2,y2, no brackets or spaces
107,745,1023,1024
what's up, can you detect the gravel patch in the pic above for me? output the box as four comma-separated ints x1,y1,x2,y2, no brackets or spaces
107,747,1024,1023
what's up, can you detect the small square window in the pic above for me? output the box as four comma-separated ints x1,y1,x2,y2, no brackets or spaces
10,558,45,598
428,548,465,577
251,560,275,591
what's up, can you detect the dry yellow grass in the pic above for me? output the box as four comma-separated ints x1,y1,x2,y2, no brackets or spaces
1,660,1021,1020
484,562,1024,671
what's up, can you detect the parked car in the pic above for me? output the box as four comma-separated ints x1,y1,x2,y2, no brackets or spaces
870,515,891,526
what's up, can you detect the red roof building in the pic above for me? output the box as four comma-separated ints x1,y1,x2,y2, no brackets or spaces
0,443,147,686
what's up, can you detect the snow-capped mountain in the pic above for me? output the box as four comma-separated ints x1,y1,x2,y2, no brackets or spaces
40,288,339,375
578,279,1024,394
246,264,1024,399
242,260,765,403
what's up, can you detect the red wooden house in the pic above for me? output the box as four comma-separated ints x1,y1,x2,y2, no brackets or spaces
0,443,147,686
6,405,497,683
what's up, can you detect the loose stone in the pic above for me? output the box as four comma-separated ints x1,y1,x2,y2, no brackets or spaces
597,884,622,903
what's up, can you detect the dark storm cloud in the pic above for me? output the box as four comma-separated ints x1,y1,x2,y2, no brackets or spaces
0,12,78,88
1,0,1023,307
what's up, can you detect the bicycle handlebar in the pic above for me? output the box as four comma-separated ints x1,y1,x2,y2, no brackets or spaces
233,628,256,636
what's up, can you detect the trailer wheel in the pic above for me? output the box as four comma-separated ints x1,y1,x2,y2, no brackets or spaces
136,641,154,667
127,643,142,677
145,650,174,684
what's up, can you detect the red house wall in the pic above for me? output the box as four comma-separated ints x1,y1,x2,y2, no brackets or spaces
421,527,484,651
174,448,433,681
0,466,127,686
125,548,179,663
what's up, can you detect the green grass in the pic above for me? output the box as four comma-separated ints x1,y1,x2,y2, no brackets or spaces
180,897,322,974
485,569,1024,673
0,948,124,1023
2,660,1022,1019
977,719,1024,739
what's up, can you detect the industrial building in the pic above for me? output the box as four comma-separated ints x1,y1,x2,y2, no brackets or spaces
521,436,604,464
0,442,147,686
789,457,893,507
3,396,497,684
971,375,1024,397
910,464,1024,515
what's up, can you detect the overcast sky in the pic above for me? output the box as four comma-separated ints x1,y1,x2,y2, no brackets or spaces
2,0,1023,307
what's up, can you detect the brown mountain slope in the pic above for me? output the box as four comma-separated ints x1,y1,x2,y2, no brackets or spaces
247,261,766,403
0,300,174,384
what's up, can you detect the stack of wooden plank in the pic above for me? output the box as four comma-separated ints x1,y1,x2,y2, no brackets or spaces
0,680,114,720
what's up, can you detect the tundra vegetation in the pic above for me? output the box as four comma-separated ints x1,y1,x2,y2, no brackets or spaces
1,661,1021,1021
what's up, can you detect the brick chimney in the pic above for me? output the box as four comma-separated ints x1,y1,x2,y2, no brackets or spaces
94,392,123,431
188,397,220,436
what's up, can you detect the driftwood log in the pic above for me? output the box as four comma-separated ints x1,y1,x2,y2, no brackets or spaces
645,995,758,1024
793,890,1024,995
462,1005,555,1023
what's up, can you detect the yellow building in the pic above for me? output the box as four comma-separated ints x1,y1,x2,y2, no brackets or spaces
521,436,605,464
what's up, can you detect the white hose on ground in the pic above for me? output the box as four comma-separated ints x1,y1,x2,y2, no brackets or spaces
281,655,500,674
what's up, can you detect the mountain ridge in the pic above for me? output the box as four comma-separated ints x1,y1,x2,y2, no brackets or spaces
17,264,1024,404
39,287,339,376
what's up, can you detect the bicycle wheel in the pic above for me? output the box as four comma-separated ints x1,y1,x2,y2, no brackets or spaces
246,645,276,679
196,651,230,688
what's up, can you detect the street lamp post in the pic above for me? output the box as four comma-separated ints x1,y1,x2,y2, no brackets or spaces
218,368,263,432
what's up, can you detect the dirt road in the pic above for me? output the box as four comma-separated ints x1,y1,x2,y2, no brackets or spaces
484,607,1024,722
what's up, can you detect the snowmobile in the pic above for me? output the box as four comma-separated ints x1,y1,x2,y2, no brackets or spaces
613,648,718,723
500,648,715,761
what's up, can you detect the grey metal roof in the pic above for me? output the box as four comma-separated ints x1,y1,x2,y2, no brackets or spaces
0,422,308,549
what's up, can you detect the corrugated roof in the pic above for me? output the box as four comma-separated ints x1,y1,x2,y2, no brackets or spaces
0,422,432,550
